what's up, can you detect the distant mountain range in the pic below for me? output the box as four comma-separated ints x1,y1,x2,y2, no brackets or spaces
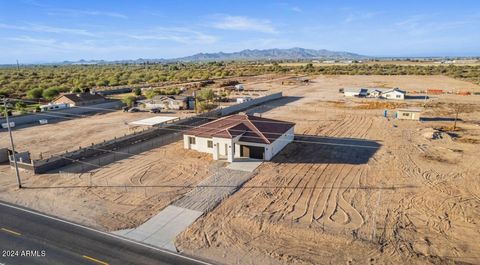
175,48,367,61
54,48,367,65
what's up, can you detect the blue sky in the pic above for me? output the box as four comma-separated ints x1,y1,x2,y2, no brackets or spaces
0,0,479,63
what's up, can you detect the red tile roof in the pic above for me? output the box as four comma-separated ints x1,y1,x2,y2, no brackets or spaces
185,114,295,144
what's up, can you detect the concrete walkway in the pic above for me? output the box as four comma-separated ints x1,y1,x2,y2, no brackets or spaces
114,205,203,251
114,161,262,251
226,158,263,172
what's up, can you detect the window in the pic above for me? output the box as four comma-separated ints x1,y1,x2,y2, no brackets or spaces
207,140,213,148
402,113,410,117
189,137,196,145
396,95,401,98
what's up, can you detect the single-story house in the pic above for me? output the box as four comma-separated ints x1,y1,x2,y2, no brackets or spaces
52,93,106,106
381,88,406,100
396,109,422,120
366,89,384,98
39,103,70,112
344,88,368,97
184,114,295,162
140,95,195,110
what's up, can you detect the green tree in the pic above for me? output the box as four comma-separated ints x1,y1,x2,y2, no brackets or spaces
15,101,27,111
122,95,136,107
42,87,60,100
26,88,44,99
71,87,82,93
133,87,142,96
197,88,215,103
145,90,157,99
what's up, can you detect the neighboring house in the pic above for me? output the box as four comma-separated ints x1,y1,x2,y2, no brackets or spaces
184,114,295,162
39,103,70,112
344,88,368,97
381,88,406,100
52,93,106,106
140,95,195,110
366,89,384,98
396,109,422,120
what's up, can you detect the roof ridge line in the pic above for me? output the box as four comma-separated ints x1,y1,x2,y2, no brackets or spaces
245,116,271,144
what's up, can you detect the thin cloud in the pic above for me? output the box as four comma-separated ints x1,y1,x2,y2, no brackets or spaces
6,36,56,45
0,23,96,36
277,3,302,13
395,14,476,35
210,15,277,33
46,8,127,19
344,11,381,23
123,27,217,44
291,6,302,13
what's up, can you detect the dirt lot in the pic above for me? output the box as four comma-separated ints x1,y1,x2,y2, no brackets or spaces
0,140,214,230
0,110,193,159
176,75,480,264
0,74,479,264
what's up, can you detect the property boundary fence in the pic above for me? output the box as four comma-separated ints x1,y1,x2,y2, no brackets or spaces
11,92,283,174
0,100,123,127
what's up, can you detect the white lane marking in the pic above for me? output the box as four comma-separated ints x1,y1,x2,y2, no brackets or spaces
0,201,213,265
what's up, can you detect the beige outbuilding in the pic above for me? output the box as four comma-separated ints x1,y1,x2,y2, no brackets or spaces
396,109,422,120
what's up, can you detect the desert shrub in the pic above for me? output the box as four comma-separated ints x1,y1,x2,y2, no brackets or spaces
122,95,136,107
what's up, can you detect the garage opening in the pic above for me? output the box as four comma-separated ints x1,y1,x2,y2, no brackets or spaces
240,145,264,159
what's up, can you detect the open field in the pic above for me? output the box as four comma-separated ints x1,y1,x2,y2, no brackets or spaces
176,75,480,264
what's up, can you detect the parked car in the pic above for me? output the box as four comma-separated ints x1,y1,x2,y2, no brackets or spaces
128,107,140,113
149,108,161,113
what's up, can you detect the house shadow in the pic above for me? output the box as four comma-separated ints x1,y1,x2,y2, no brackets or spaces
245,96,302,115
272,135,381,164
405,95,429,100
420,117,462,122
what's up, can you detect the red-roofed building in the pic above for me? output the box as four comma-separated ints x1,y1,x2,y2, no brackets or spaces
183,114,295,162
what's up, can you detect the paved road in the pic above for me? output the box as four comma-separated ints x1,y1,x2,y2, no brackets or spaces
0,201,213,265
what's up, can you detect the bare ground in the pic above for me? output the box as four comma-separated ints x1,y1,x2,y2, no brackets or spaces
176,75,480,264
0,74,479,264
0,141,213,230
0,110,191,159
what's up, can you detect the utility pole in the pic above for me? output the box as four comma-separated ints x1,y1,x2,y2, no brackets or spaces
453,104,459,131
2,98,22,188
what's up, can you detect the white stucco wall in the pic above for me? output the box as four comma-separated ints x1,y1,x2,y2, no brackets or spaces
184,135,214,154
265,126,294,160
382,91,405,100
184,125,294,162
344,91,359,97
212,137,235,162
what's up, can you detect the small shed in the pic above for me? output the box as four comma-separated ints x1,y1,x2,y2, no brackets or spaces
396,109,422,120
